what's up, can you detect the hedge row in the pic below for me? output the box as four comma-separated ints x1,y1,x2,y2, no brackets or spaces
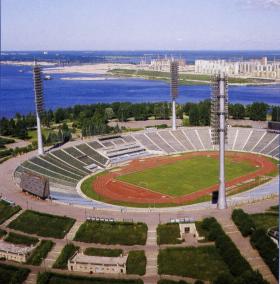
201,217,252,276
232,209,256,237
213,271,269,284
37,272,143,284
232,209,279,279
251,229,279,279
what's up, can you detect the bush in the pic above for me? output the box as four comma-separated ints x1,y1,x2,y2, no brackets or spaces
232,209,255,237
53,243,79,269
250,229,279,279
27,240,54,265
201,218,252,276
126,250,146,275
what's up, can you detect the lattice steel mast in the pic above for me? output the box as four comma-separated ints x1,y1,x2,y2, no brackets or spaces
33,61,44,155
170,60,179,131
211,71,228,209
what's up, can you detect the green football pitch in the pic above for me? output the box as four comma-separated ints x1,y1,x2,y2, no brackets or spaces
117,156,257,196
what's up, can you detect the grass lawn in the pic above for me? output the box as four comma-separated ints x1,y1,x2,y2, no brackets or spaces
53,243,79,269
84,247,123,257
4,232,39,246
157,223,182,245
250,213,279,231
0,200,21,224
117,156,256,196
37,272,143,284
0,263,30,284
126,250,146,275
74,221,147,245
110,69,263,85
8,210,75,239
27,240,54,265
158,246,229,281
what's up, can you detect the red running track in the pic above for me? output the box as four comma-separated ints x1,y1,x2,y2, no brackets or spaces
92,152,277,205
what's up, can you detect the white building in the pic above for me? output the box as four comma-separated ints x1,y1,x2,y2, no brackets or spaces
0,240,35,263
68,252,128,274
195,57,280,79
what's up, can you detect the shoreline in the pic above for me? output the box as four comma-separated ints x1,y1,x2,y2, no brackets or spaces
2,61,280,86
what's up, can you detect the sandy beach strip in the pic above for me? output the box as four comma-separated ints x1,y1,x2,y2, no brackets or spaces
43,63,135,75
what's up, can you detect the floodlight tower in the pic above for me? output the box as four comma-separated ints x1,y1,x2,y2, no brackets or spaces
211,71,228,209
170,60,179,131
33,61,44,155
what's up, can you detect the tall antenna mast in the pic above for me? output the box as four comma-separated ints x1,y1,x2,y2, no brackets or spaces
211,71,228,209
33,60,45,155
170,60,179,131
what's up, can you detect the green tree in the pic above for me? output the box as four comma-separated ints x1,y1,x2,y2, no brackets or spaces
249,102,268,121
271,106,280,122
189,105,200,126
230,103,246,119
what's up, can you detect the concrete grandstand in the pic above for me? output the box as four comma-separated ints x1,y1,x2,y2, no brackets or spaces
13,126,279,209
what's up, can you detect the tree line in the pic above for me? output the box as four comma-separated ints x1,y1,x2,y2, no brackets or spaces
0,101,279,139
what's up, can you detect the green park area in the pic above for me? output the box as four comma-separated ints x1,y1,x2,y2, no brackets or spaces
158,246,229,281
74,220,147,245
8,210,75,239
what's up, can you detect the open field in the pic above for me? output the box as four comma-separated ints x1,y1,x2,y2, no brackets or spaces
8,210,75,239
74,221,147,245
158,246,229,281
117,156,256,196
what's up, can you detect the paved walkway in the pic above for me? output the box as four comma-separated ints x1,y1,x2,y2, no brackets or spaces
44,242,64,269
2,209,22,227
23,271,37,284
66,220,82,241
216,212,278,284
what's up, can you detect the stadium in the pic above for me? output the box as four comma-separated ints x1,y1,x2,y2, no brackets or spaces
14,126,279,209
1,63,279,284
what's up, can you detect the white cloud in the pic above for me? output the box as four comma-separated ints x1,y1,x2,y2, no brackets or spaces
245,0,280,7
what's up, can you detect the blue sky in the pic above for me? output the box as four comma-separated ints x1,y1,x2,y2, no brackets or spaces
2,0,280,50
